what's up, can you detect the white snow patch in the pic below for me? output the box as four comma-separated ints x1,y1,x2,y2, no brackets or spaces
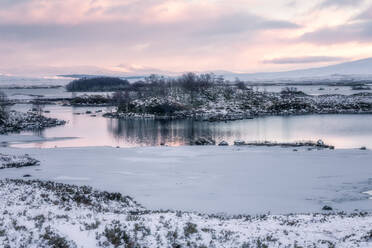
363,190,372,200
54,176,91,181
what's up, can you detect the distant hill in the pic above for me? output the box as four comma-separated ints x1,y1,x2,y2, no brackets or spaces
226,58,372,81
59,74,145,81
2,57,372,84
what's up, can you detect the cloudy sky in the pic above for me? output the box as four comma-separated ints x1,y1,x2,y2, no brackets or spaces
0,0,371,76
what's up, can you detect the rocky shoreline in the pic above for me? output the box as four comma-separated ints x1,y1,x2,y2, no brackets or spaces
188,137,336,149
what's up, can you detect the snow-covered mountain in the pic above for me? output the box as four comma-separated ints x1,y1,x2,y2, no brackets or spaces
226,58,372,81
1,58,372,84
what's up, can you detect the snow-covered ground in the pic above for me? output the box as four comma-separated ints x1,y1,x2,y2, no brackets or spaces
0,146,371,215
0,179,371,248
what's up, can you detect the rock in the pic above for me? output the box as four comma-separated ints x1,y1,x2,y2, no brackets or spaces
234,140,246,146
218,141,229,146
90,115,97,117
316,139,325,146
23,174,32,177
86,111,92,114
191,137,216,146
322,205,333,211
360,146,367,150
0,153,39,169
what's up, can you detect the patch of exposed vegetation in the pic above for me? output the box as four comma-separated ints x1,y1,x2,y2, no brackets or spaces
69,95,112,106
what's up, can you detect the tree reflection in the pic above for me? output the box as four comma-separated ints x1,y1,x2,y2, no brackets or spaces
106,118,228,146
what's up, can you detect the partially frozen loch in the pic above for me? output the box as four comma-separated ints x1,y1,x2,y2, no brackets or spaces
0,146,371,215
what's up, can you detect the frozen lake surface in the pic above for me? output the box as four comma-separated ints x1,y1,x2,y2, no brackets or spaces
1,146,371,214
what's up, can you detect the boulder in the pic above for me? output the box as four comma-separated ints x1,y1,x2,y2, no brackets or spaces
234,140,246,146
218,141,229,146
191,137,216,146
316,139,325,146
322,205,333,211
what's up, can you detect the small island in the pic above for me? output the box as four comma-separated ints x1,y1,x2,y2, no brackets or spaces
63,74,372,121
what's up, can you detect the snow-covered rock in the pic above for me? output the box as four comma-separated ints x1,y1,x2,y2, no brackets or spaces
234,140,246,146
190,137,216,146
218,140,229,146
0,153,39,169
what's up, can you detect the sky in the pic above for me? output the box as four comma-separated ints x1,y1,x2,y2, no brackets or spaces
0,0,372,76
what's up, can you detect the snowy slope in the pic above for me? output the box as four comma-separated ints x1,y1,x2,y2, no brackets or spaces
227,58,372,81
0,179,371,248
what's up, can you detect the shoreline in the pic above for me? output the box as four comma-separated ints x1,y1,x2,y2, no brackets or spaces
102,108,372,122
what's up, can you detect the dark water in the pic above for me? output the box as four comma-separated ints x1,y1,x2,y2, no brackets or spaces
10,105,372,149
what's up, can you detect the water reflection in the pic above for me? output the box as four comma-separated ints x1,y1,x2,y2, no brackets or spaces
10,105,372,149
107,119,228,146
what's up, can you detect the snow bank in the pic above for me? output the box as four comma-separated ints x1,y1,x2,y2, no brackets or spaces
0,179,371,248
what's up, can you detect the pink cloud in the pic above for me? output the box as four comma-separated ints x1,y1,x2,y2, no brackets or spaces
0,0,371,75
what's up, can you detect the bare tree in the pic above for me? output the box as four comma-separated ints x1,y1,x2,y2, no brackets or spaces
32,97,45,117
113,90,132,112
235,79,246,90
0,91,8,125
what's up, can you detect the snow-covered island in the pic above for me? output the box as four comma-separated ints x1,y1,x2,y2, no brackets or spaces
62,75,372,121
0,153,39,169
0,110,66,134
